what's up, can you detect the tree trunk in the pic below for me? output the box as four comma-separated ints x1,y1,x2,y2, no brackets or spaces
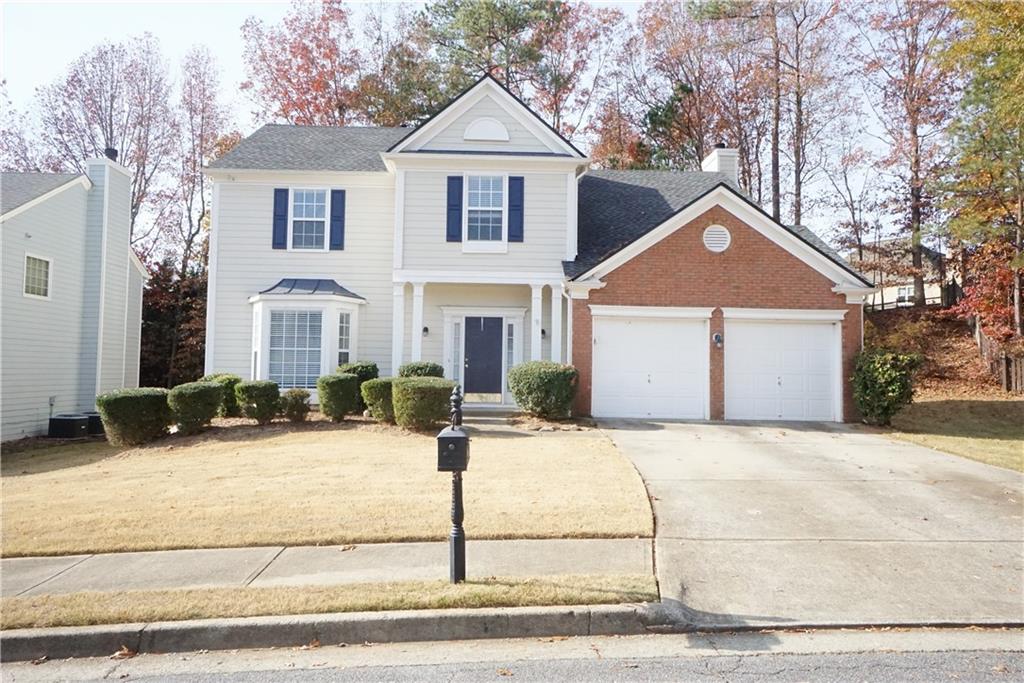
770,7,781,221
1015,198,1023,336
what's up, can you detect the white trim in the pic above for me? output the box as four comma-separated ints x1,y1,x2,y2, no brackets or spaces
720,307,848,322
462,173,508,253
530,285,543,361
411,282,425,361
0,175,91,222
381,152,587,172
565,171,578,260
286,187,331,252
832,284,877,304
247,292,367,306
205,181,221,374
388,78,583,158
441,305,526,404
463,116,510,142
392,283,405,374
549,285,563,363
22,252,53,300
85,156,132,179
95,164,110,396
393,269,563,286
590,305,715,320
566,280,605,299
122,259,131,387
565,292,574,365
129,251,149,281
573,186,867,289
833,320,844,422
393,169,405,269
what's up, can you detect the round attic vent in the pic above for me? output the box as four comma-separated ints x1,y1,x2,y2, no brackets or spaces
702,224,731,253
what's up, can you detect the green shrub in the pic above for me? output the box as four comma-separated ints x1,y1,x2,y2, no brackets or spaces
338,361,379,409
167,381,222,435
235,380,280,425
361,377,396,423
852,350,922,426
280,388,311,423
317,373,359,422
95,388,171,446
398,361,445,378
392,377,456,430
507,361,579,419
201,373,242,417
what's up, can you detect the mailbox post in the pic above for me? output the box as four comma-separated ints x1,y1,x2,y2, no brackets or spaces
437,385,469,583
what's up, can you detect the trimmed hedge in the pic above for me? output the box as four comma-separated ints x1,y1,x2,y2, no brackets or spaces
852,350,921,426
338,361,379,409
168,381,222,435
95,387,171,446
361,377,396,423
201,373,242,417
507,361,579,419
392,377,456,430
317,373,359,422
235,380,280,425
280,388,311,423
398,361,445,378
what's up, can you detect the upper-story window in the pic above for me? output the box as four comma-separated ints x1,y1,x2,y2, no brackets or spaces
338,312,352,365
291,189,327,250
23,254,51,299
466,175,504,242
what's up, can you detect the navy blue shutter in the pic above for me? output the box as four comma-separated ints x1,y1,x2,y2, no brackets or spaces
272,188,288,249
446,176,463,242
508,176,524,243
329,189,345,250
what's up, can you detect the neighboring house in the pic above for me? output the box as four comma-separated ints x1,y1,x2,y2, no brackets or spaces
205,75,874,422
849,238,952,310
1,154,147,440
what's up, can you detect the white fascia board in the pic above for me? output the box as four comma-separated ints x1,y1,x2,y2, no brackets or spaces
565,280,605,299
247,293,367,305
380,152,586,172
721,308,848,322
832,284,877,303
576,186,865,289
389,79,583,158
393,269,564,286
589,305,715,319
86,156,133,179
203,168,394,186
129,251,149,281
0,175,92,222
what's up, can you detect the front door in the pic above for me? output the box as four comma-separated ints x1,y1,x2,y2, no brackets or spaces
463,316,503,402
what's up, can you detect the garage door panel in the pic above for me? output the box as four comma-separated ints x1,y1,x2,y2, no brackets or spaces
592,316,707,419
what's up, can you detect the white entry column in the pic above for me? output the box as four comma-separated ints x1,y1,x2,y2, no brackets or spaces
549,285,563,363
391,283,405,374
530,284,544,361
411,282,425,361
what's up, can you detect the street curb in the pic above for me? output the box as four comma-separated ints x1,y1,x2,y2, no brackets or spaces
0,602,672,662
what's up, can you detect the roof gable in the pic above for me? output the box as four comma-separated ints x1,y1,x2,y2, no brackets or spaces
387,74,584,158
1,172,89,218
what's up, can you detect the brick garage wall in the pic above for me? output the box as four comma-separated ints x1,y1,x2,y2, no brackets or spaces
572,205,863,421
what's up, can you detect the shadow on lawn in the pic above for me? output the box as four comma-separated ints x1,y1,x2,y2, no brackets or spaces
892,399,1024,440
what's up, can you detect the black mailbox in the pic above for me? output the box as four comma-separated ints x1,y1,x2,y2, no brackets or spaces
437,425,470,472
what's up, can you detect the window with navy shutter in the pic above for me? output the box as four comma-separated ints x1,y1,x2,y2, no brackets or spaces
508,176,524,242
329,189,345,250
272,188,288,249
446,176,463,242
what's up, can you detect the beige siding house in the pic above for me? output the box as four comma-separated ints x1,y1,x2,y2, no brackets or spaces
1,156,147,440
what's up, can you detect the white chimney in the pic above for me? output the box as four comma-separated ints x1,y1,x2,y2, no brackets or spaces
701,143,739,185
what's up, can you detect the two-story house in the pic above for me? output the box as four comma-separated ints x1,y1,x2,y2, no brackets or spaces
1,153,146,440
206,75,874,422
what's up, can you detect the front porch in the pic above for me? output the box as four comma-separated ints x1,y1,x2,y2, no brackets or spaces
391,277,568,406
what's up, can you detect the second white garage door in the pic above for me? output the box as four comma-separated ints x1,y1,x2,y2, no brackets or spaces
592,314,709,419
725,319,840,421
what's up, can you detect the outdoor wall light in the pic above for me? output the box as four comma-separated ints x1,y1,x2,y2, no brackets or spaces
422,326,429,337
541,329,547,338
712,332,724,348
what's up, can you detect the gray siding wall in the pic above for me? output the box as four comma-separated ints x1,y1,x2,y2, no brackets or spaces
97,163,132,394
1,183,90,439
415,95,552,154
401,170,568,273
123,262,144,387
78,164,105,406
208,175,397,378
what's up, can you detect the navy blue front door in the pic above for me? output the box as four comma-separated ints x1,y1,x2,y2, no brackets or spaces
464,317,503,396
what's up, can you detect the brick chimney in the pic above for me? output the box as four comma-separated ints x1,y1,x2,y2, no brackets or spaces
701,143,739,185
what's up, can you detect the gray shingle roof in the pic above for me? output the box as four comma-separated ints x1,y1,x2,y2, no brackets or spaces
258,278,364,300
567,170,867,284
1,172,84,215
208,125,408,172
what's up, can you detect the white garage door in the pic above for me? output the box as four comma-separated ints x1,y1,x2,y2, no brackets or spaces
592,315,708,419
725,320,839,421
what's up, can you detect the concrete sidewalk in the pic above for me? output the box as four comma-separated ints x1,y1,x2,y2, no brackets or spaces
1,538,653,597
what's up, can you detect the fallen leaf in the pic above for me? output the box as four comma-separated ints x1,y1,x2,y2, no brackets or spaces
299,639,320,650
110,645,136,660
340,545,356,552
497,668,513,676
30,656,47,665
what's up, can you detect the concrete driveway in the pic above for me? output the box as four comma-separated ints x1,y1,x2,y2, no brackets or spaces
601,420,1024,629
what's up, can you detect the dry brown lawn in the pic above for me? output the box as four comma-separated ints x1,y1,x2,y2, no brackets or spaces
0,574,657,630
1,420,652,557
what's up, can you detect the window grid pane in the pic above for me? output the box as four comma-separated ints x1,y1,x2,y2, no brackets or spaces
269,310,322,388
291,189,326,249
453,322,462,385
24,256,49,297
337,312,351,366
506,323,514,372
467,175,503,241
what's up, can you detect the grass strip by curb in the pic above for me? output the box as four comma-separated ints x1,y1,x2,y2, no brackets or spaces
1,574,658,630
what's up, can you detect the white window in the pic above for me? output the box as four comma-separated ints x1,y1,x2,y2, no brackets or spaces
897,286,912,304
466,175,504,242
338,312,352,365
23,254,51,299
290,189,327,250
506,322,515,371
268,310,322,388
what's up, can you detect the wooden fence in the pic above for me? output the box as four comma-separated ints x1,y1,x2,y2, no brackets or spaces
973,320,1024,394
